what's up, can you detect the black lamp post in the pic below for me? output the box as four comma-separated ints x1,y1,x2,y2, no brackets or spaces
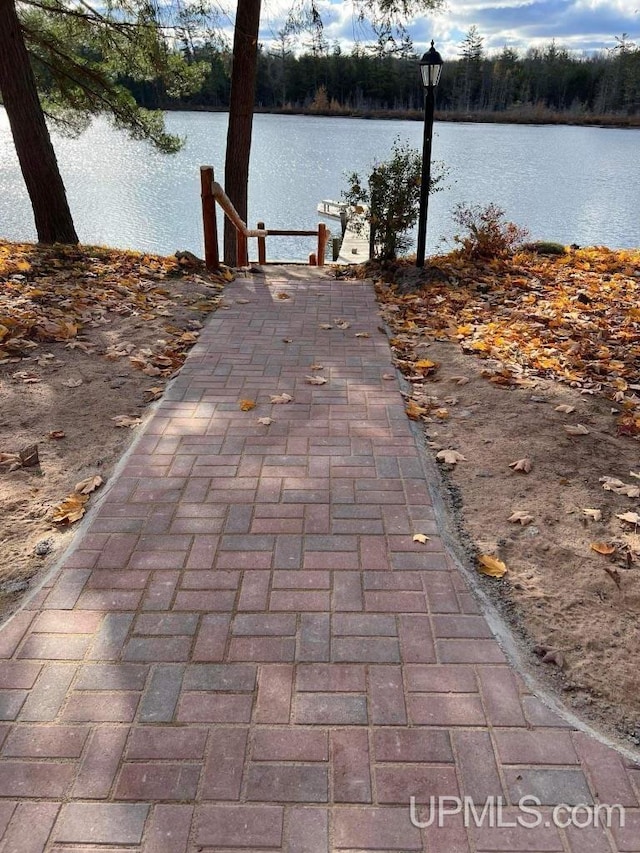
416,40,443,268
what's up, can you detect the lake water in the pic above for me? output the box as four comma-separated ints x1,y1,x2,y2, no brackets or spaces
0,109,638,260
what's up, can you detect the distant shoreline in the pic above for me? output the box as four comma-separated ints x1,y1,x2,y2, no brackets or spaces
165,104,640,129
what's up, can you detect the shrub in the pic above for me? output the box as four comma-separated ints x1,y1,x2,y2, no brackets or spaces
452,202,529,259
343,138,447,261
522,241,567,256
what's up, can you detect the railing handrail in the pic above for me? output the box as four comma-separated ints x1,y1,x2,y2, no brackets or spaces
200,165,329,270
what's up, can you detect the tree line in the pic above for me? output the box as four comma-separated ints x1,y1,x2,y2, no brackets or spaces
128,27,640,123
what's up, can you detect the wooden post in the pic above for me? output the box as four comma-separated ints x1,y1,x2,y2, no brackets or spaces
317,223,328,267
257,221,266,265
308,252,317,266
200,166,219,270
236,230,248,267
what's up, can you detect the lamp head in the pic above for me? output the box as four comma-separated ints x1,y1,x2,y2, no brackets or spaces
420,40,444,88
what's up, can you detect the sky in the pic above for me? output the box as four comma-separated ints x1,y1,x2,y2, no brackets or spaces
249,0,640,59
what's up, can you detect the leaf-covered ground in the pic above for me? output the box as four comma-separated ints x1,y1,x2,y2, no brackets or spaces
0,241,228,612
374,246,640,745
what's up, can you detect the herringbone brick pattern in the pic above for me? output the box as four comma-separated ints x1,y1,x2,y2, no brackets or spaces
0,268,638,851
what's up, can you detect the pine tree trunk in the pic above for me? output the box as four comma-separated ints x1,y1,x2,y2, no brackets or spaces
223,0,261,265
0,0,78,244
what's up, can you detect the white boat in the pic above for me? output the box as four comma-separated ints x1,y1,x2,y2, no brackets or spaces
317,199,348,219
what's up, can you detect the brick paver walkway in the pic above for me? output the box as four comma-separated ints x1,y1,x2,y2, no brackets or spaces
1,268,639,852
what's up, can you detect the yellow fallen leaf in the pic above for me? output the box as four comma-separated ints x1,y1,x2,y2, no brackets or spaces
583,508,602,522
436,449,466,465
405,400,425,420
478,555,508,578
277,292,290,300
74,475,104,495
616,512,640,525
590,542,616,556
508,511,534,525
434,408,449,420
509,458,532,473
52,492,89,524
412,533,430,544
305,375,327,385
564,424,590,435
239,399,256,411
415,359,438,371
270,393,293,404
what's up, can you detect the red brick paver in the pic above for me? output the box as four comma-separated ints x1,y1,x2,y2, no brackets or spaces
0,268,638,851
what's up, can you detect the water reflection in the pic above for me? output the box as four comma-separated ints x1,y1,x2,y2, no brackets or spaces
0,109,637,257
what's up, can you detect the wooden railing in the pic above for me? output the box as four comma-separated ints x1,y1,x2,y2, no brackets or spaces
200,166,329,270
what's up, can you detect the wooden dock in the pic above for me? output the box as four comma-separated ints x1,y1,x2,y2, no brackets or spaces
335,216,370,265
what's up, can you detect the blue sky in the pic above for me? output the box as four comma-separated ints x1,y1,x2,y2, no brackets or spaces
252,0,640,58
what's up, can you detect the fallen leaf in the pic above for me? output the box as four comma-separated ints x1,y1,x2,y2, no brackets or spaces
509,458,532,473
52,492,89,524
436,449,466,465
0,452,22,471
282,338,292,343
74,475,104,495
583,508,602,521
257,417,273,425
277,292,290,300
335,320,350,329
236,298,251,304
145,386,164,400
600,477,640,498
564,423,590,435
616,512,640,525
590,542,616,555
47,430,66,440
412,533,430,544
270,393,293,404
19,444,39,468
415,359,438,371
111,415,142,429
310,364,324,371
434,408,449,420
449,375,470,385
630,471,640,480
239,399,256,411
405,400,425,420
382,373,395,380
478,554,508,578
62,377,83,388
508,511,534,525
305,375,327,385
555,404,576,413
355,332,370,338
319,323,333,330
